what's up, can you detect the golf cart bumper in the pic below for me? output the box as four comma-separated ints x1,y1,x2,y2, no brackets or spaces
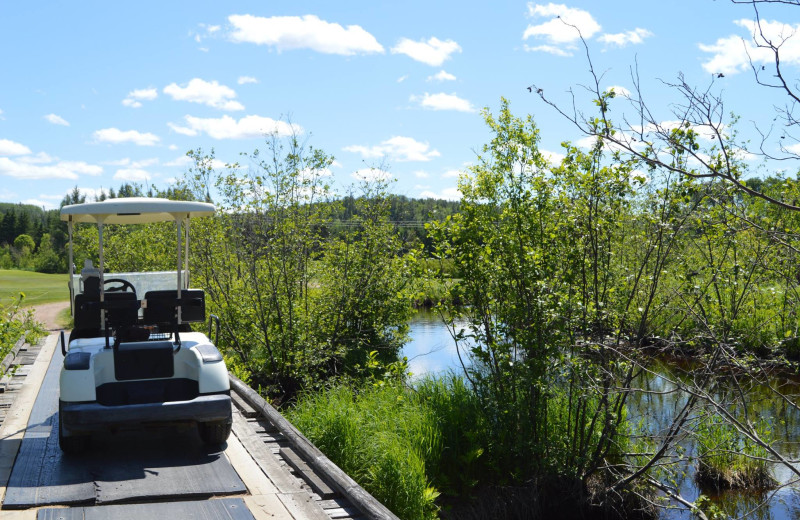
60,393,231,431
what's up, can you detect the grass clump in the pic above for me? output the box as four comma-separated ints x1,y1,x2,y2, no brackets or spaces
286,383,441,520
695,414,776,491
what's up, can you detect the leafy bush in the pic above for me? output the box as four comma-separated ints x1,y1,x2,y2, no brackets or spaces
0,293,44,377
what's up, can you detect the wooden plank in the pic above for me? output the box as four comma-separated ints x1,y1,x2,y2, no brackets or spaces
231,391,258,418
223,418,279,496
230,375,400,520
280,447,337,500
277,493,330,520
231,411,303,495
244,494,295,520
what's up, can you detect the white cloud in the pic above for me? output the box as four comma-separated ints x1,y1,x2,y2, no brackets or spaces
22,198,57,209
352,168,393,182
0,139,32,156
0,157,104,180
168,115,300,140
114,168,152,182
397,75,409,83
17,152,53,164
164,155,193,167
419,187,461,201
606,85,631,97
344,136,441,162
700,19,800,75
541,149,566,165
0,108,4,119
122,88,158,108
524,44,572,56
168,144,179,151
228,14,384,55
427,70,456,82
164,78,244,111
411,92,476,112
44,113,69,126
598,28,652,47
414,170,430,178
57,161,102,175
93,128,160,146
391,37,461,66
442,169,461,178
106,157,159,168
237,76,258,85
524,3,601,55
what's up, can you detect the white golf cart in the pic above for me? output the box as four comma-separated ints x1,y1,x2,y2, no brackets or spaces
58,198,231,453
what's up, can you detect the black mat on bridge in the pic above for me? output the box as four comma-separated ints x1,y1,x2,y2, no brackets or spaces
37,498,255,520
2,345,245,509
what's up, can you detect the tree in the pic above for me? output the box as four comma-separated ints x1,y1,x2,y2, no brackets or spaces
528,2,800,515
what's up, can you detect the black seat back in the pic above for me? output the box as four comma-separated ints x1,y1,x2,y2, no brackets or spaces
114,340,175,381
143,289,206,326
104,292,139,329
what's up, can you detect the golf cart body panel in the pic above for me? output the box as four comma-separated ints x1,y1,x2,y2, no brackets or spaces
58,198,232,450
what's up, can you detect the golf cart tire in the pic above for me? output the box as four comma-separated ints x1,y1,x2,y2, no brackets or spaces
198,419,232,445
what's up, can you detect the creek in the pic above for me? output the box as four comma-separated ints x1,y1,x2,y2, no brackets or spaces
402,309,800,520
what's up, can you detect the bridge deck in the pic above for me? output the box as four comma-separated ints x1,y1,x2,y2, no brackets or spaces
0,333,368,520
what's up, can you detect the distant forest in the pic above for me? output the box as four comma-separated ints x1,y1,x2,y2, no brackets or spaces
0,183,460,273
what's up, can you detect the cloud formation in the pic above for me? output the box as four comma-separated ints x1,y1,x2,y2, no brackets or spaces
168,115,300,139
163,78,244,111
427,70,457,82
93,128,160,146
44,114,70,126
598,28,652,47
344,136,440,162
524,3,601,55
391,37,461,66
412,92,475,112
0,139,32,156
700,19,800,75
122,88,158,108
228,14,384,55
0,140,103,180
237,76,258,85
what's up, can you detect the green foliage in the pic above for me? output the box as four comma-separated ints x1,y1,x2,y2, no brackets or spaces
287,383,441,520
429,99,636,487
0,293,45,378
182,140,416,398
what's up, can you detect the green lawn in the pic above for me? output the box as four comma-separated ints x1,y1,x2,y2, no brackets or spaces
0,269,69,306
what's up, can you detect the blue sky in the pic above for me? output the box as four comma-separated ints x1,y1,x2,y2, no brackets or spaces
1,1,798,208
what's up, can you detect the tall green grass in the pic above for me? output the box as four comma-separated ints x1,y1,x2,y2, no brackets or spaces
695,413,776,490
286,384,441,520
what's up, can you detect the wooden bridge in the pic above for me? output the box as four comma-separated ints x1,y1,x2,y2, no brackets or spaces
0,333,399,520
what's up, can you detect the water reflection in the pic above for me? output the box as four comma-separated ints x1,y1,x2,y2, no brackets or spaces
404,310,800,519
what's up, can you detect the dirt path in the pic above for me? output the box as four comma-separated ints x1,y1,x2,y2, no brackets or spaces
32,301,70,331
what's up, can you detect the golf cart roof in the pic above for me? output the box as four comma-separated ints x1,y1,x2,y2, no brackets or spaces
60,198,215,224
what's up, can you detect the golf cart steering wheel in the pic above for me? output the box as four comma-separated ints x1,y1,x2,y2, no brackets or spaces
104,278,136,294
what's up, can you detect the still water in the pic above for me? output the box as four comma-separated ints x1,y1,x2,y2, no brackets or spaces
403,309,800,520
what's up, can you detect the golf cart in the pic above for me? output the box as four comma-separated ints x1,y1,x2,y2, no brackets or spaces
58,198,231,453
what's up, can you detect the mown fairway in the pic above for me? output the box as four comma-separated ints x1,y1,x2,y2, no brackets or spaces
0,269,68,306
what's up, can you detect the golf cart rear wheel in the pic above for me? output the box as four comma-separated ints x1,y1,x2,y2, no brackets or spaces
58,402,89,453
198,420,232,445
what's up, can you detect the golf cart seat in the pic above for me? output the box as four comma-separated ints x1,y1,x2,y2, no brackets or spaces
73,291,139,340
143,289,206,326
